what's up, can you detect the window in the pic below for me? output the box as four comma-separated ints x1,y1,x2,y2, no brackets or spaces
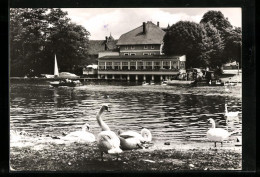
146,61,152,70
106,62,112,70
143,53,149,55
144,45,148,49
124,53,129,56
163,61,170,69
137,61,143,70
130,53,136,55
130,62,136,70
122,62,129,70
114,62,120,70
125,46,128,50
151,45,154,49
131,46,135,49
154,61,160,70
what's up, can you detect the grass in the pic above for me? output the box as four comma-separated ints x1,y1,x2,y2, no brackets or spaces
10,142,241,172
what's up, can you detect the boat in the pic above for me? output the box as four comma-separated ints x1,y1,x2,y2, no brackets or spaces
50,79,82,87
161,81,167,86
49,55,82,87
165,80,195,86
142,81,149,86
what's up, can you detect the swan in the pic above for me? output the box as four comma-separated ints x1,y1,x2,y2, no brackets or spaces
224,104,240,123
96,104,122,161
118,128,152,150
207,118,238,147
61,123,95,143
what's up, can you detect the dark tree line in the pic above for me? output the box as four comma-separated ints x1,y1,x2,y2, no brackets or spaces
163,11,241,69
10,8,90,77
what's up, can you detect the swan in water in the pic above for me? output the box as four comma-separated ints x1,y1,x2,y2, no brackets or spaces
61,123,95,143
96,104,122,161
207,118,238,147
118,128,152,150
224,104,240,123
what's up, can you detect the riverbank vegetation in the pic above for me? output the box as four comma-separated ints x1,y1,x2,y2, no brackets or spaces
10,141,241,171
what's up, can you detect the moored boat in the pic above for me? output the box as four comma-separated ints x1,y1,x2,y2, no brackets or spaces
50,79,82,87
166,80,195,86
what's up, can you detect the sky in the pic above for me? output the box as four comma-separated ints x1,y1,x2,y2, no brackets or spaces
62,8,241,40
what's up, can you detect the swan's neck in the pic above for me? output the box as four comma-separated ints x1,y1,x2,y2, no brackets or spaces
225,105,228,114
211,121,216,128
96,108,110,131
82,124,87,132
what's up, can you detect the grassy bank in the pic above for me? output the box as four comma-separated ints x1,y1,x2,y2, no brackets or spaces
10,141,241,172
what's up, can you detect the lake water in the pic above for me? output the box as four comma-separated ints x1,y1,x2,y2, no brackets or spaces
10,79,242,148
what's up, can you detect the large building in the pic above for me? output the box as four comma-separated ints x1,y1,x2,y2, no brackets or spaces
97,21,186,81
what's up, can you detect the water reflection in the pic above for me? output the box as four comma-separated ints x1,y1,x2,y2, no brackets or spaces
10,80,242,146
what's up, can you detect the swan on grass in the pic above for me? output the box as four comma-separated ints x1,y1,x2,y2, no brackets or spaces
96,104,122,161
61,123,95,143
118,128,152,150
224,104,240,123
207,118,238,147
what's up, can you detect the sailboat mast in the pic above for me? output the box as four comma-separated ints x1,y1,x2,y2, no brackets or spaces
54,54,59,77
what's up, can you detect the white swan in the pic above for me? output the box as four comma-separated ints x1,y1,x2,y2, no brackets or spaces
96,104,122,161
224,104,240,123
61,123,95,143
118,128,152,150
207,118,237,147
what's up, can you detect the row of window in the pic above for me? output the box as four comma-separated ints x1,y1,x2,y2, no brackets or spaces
99,61,178,66
123,53,158,56
124,45,155,50
98,61,185,70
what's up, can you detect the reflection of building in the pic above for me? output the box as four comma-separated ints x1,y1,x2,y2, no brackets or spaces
97,21,186,81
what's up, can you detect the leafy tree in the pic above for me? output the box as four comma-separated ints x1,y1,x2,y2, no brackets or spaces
10,8,48,76
224,27,242,65
163,21,209,68
201,22,224,67
9,8,90,77
200,10,241,66
200,10,233,36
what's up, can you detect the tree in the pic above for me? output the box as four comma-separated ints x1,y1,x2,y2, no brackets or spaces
43,8,90,74
200,10,233,36
9,8,90,77
224,27,242,65
200,10,241,66
201,22,225,67
10,8,49,76
163,21,209,68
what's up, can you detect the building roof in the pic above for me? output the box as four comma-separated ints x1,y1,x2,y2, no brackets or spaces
117,21,166,45
99,55,183,60
88,39,118,55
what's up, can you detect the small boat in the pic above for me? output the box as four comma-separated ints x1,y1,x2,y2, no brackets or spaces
224,82,236,86
161,81,167,86
50,79,82,87
165,80,195,86
49,55,82,87
142,81,149,86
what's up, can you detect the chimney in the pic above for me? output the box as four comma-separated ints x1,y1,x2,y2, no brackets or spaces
105,36,108,43
157,22,159,27
143,22,146,34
